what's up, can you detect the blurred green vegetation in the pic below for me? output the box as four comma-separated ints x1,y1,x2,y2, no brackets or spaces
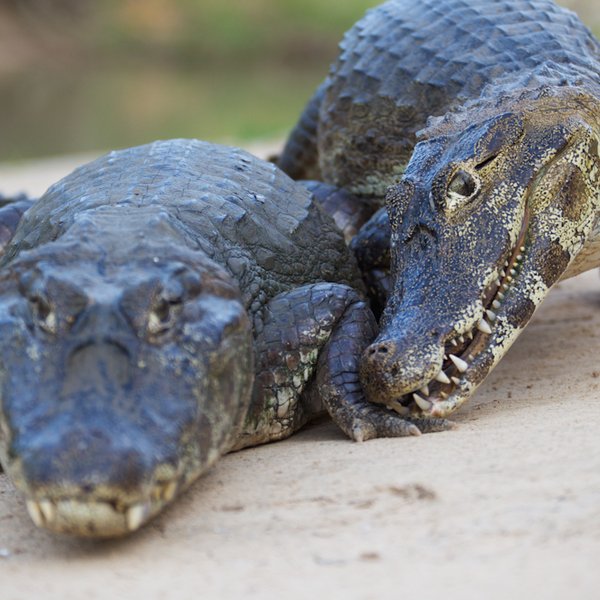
0,0,378,160
0,0,597,160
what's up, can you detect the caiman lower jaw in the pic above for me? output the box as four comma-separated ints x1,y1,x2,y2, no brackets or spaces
390,236,531,420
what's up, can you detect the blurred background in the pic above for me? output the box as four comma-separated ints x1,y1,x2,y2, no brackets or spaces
0,0,597,162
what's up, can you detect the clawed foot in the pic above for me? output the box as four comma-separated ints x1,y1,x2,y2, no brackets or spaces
348,408,457,442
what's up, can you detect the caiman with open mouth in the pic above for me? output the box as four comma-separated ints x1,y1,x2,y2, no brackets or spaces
278,0,600,426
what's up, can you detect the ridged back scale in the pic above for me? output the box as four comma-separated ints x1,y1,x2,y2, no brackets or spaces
4,139,365,313
319,0,600,196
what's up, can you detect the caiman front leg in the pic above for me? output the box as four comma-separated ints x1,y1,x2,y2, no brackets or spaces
234,282,452,450
0,194,34,256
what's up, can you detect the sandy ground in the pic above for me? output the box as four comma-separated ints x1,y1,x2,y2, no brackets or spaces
1,152,600,600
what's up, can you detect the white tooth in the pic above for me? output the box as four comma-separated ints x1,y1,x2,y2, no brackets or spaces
516,254,523,261
506,275,513,282
468,353,475,361
492,300,501,309
504,261,509,267
467,331,474,340
500,269,506,277
510,268,517,276
435,370,451,384
486,309,497,322
26,500,44,527
440,391,448,399
444,354,448,360
502,282,510,290
162,481,177,502
450,338,458,346
497,292,505,300
477,318,492,334
459,335,465,343
451,376,461,385
520,245,526,252
449,354,468,373
420,384,430,396
126,503,149,532
495,279,502,287
412,393,432,411
38,500,56,522
387,400,410,416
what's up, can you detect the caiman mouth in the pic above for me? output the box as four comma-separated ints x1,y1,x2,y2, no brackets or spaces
21,477,182,537
389,206,532,419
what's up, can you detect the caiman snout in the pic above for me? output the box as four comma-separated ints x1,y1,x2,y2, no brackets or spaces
360,334,443,407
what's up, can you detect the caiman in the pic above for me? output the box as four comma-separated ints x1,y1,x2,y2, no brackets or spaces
0,139,449,538
278,0,600,424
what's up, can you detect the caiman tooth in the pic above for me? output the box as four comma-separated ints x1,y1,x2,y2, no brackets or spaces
435,370,451,384
467,331,474,340
450,338,458,347
459,335,465,344
510,268,517,277
477,318,493,334
485,309,497,322
38,500,56,523
449,354,468,373
388,400,410,416
162,481,178,502
492,300,501,309
497,291,505,300
451,376,461,385
412,393,432,411
26,500,44,527
126,503,150,532
516,254,523,262
420,384,430,397
520,246,526,252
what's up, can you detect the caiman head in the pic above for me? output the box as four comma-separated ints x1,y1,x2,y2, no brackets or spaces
0,221,253,537
360,94,600,420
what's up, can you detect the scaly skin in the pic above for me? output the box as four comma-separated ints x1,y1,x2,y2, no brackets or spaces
279,0,600,422
0,194,34,253
0,139,446,538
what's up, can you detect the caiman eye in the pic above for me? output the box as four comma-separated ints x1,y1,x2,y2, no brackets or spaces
28,293,57,334
446,169,480,211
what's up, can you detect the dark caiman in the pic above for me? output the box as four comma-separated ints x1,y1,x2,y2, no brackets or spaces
278,0,600,423
0,139,451,538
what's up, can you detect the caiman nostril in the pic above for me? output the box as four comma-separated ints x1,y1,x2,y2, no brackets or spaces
367,342,392,358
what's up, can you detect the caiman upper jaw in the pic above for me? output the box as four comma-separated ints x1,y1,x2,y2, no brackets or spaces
361,234,531,419
23,484,180,537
